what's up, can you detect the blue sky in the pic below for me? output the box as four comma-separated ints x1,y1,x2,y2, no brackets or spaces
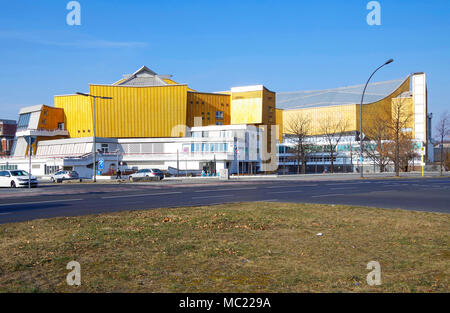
0,0,449,122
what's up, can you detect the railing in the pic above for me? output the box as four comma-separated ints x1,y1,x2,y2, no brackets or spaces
15,128,69,137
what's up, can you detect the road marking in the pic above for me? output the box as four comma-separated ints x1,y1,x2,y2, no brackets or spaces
101,192,182,199
330,187,357,190
266,184,318,189
311,193,346,198
0,212,11,215
268,190,300,194
194,187,257,193
192,194,233,199
265,185,295,189
0,198,84,207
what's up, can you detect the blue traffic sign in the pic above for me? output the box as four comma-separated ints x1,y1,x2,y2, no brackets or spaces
98,158,104,170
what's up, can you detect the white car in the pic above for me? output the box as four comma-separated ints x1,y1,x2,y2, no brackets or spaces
128,169,164,181
50,170,81,183
0,170,38,188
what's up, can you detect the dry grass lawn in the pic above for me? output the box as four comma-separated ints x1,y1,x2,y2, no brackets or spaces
0,202,448,292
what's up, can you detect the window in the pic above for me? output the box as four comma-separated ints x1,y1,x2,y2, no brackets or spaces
215,111,224,120
17,113,31,129
41,119,46,125
216,122,223,125
58,123,64,130
101,144,109,153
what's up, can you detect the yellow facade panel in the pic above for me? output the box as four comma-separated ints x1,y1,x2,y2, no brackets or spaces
89,84,188,138
230,90,263,125
54,95,92,138
282,77,413,138
37,105,65,131
186,92,231,127
276,108,283,142
283,104,357,136
356,77,411,135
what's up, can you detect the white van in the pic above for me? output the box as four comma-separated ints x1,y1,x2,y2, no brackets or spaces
0,170,38,188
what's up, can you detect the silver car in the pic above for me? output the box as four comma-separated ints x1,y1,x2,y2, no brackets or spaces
128,169,164,181
51,170,81,183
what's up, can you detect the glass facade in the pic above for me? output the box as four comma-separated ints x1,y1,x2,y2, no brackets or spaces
17,113,31,129
190,143,228,153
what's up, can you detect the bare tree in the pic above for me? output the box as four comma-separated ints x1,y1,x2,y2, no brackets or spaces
436,111,450,175
383,96,414,176
397,134,417,172
285,115,312,174
319,116,349,173
364,112,392,172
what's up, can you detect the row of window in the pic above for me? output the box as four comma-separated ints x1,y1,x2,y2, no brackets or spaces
0,165,18,170
279,156,337,163
200,111,224,119
190,101,229,107
188,143,229,153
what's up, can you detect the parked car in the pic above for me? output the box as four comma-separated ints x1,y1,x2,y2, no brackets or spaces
128,168,164,181
0,170,38,188
50,170,81,183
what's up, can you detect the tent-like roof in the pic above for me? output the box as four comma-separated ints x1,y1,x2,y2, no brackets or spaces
276,76,410,110
114,66,173,87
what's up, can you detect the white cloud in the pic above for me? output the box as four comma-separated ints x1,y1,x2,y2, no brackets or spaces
0,30,147,48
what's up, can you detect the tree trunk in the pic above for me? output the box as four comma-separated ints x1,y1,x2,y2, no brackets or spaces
330,150,334,173
301,155,307,174
395,134,400,176
441,137,444,176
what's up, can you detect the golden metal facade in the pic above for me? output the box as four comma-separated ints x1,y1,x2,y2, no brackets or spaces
54,95,92,137
55,85,188,138
282,77,413,137
186,92,231,127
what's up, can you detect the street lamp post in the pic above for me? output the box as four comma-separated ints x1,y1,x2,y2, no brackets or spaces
76,92,113,182
359,59,394,178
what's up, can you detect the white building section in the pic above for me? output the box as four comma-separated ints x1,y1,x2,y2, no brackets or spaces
1,125,266,178
412,72,427,143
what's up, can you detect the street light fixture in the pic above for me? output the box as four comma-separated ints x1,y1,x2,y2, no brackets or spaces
359,59,394,178
76,92,113,182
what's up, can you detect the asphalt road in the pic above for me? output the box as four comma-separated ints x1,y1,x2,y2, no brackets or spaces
0,177,449,224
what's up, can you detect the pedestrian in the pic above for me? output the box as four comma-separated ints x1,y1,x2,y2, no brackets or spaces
116,168,122,179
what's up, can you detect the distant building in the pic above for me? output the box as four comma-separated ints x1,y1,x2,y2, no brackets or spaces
0,119,17,156
433,141,450,163
277,72,431,173
0,66,431,176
